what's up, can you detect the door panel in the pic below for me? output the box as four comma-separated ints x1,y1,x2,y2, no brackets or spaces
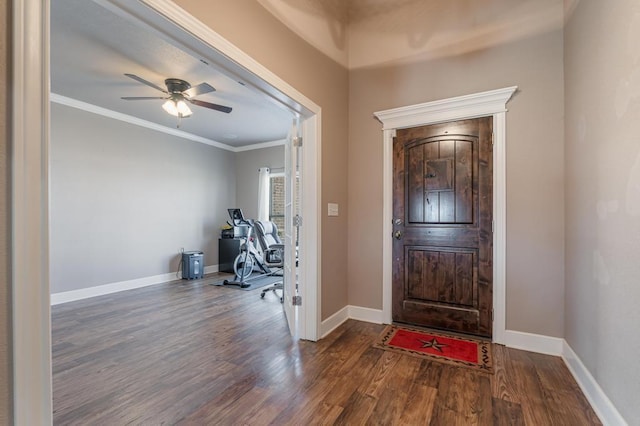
392,117,493,337
283,120,299,336
406,247,476,306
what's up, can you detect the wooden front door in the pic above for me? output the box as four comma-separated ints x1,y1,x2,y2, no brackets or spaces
392,117,493,337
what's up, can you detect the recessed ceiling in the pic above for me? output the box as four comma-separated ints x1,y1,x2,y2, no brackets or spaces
50,0,293,149
258,0,563,69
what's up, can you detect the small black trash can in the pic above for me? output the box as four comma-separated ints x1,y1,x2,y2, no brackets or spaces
182,251,204,280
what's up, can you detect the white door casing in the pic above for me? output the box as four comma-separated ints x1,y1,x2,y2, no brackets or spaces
374,86,517,344
283,120,299,335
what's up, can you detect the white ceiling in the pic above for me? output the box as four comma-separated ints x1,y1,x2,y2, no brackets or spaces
50,0,294,149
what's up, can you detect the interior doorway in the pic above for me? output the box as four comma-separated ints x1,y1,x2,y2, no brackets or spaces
12,0,321,422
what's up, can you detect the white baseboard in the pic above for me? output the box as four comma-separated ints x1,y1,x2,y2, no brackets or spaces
348,305,385,324
320,306,350,338
562,341,627,426
320,305,386,338
503,329,564,355
51,264,219,305
204,265,219,275
502,330,625,425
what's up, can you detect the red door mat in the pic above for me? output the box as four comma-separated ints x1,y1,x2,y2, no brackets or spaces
374,325,493,373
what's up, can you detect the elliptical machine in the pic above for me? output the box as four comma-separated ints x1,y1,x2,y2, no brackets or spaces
223,209,275,288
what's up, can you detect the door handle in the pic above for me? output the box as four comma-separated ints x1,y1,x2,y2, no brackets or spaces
394,230,403,240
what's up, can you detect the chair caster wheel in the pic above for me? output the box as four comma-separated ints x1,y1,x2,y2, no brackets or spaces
260,293,265,298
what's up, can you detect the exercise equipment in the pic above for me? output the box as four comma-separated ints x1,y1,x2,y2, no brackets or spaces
222,209,281,288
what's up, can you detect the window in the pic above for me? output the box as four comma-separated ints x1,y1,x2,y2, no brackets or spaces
269,173,300,238
269,175,285,237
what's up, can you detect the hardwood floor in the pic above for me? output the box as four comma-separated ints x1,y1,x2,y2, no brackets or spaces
52,274,601,425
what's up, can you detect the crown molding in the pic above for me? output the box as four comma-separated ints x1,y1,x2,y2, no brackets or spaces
50,94,285,153
50,93,238,151
234,138,286,152
374,86,518,130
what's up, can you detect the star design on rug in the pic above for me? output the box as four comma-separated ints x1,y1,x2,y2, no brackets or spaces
418,337,447,352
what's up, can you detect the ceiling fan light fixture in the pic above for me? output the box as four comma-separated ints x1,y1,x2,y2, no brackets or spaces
162,98,192,117
123,74,231,116
176,99,192,117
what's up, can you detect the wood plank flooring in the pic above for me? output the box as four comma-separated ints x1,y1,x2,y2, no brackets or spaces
52,274,601,425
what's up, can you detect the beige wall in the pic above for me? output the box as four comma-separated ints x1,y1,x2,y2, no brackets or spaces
252,0,562,71
256,0,349,67
0,0,11,422
173,0,350,319
564,0,640,421
348,29,566,337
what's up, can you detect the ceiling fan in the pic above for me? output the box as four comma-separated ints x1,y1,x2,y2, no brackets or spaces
121,73,232,120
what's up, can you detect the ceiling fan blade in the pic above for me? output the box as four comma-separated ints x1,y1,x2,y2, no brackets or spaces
189,99,232,114
183,82,216,98
124,73,167,93
121,96,166,100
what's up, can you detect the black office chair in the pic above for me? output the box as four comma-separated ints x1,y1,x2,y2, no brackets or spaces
254,220,284,301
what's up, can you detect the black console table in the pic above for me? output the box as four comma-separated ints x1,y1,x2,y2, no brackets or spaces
218,238,242,273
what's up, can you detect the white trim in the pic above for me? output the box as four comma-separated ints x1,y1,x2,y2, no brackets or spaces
300,115,322,341
374,87,518,130
234,139,286,152
503,330,563,356
320,305,385,338
51,93,286,153
320,306,349,338
562,342,628,426
492,112,507,344
203,265,220,275
12,0,53,424
51,93,231,150
50,265,220,305
348,306,385,325
374,86,517,344
381,128,395,325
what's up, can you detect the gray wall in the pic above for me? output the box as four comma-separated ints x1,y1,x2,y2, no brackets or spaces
564,0,640,422
348,28,566,337
234,145,285,220
50,103,236,293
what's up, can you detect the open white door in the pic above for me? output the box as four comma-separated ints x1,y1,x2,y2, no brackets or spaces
283,119,301,336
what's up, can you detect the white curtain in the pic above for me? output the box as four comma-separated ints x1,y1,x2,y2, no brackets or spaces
257,167,270,222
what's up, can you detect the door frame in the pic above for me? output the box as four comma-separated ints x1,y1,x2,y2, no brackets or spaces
12,0,322,422
374,86,517,344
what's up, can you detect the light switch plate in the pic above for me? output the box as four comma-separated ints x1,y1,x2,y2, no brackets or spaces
328,203,339,216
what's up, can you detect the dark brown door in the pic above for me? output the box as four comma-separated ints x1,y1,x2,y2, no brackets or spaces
392,117,493,337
